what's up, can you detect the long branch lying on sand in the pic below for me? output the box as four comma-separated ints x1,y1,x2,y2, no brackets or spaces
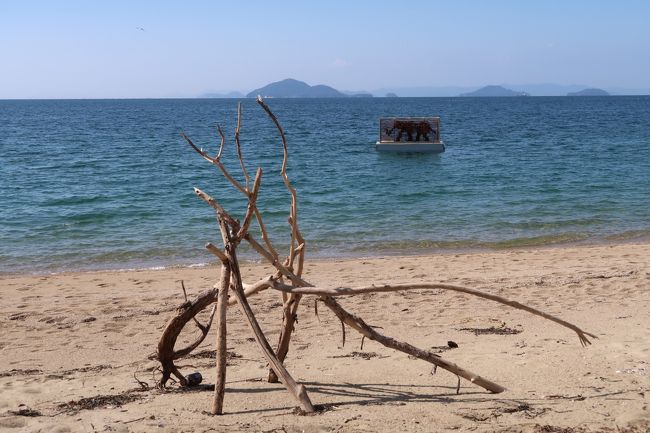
155,97,595,415
269,281,596,347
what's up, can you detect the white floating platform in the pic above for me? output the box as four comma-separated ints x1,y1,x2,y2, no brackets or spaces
375,117,445,153
375,141,445,153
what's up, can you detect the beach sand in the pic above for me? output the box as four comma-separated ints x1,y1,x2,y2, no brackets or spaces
1,242,648,432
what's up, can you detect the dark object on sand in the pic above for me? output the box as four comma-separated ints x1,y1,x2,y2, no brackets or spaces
185,372,202,386
448,341,459,348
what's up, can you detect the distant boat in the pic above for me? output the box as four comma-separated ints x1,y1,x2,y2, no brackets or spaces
375,117,445,153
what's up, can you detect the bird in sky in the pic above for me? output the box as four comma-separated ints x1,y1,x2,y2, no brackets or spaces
136,27,145,32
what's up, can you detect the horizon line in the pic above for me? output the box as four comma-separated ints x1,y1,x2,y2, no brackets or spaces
3,94,650,101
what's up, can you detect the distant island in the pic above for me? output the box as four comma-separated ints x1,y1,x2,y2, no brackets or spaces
201,83,619,99
247,78,347,98
566,88,610,96
197,83,642,99
459,85,530,97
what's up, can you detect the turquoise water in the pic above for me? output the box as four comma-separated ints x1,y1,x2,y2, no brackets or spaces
1,97,649,274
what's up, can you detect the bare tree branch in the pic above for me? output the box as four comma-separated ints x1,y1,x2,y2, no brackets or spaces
256,96,304,271
181,131,247,195
268,282,596,346
234,102,251,192
321,296,506,393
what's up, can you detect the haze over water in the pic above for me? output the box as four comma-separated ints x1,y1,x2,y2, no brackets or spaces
1,96,649,274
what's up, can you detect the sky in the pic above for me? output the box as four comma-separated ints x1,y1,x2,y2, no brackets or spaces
1,0,649,98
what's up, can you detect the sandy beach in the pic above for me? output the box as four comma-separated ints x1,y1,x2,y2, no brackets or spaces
1,242,648,432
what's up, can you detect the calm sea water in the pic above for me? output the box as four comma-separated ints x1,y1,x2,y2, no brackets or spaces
1,97,649,274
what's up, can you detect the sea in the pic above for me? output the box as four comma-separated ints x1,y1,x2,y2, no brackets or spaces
1,97,649,275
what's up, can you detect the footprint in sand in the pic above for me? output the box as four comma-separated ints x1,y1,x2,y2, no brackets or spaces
101,322,127,333
0,417,27,429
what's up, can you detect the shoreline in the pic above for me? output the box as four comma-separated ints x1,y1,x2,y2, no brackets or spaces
3,236,650,279
2,241,649,431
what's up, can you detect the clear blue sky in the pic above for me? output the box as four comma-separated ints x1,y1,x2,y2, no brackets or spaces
1,0,649,98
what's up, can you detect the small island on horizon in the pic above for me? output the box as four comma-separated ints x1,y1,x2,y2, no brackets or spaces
247,78,343,98
246,78,371,98
459,85,529,97
567,88,610,96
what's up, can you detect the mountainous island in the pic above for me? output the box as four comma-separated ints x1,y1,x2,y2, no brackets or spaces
566,88,610,96
246,78,348,98
459,85,530,97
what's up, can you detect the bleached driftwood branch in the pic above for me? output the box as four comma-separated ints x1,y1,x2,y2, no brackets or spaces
267,281,596,347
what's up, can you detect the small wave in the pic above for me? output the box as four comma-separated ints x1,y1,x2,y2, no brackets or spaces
605,229,650,241
347,232,592,253
109,261,212,273
43,195,107,207
64,211,120,225
488,232,590,249
493,218,605,230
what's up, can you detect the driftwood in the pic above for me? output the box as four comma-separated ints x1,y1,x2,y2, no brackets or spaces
155,97,596,414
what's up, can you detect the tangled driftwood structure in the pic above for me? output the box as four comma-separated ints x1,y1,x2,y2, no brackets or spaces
156,97,596,415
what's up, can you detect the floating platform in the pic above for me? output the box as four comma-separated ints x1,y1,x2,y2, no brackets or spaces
375,117,445,153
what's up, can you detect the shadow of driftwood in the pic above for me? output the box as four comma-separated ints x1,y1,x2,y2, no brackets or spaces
214,380,490,415
160,379,636,418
